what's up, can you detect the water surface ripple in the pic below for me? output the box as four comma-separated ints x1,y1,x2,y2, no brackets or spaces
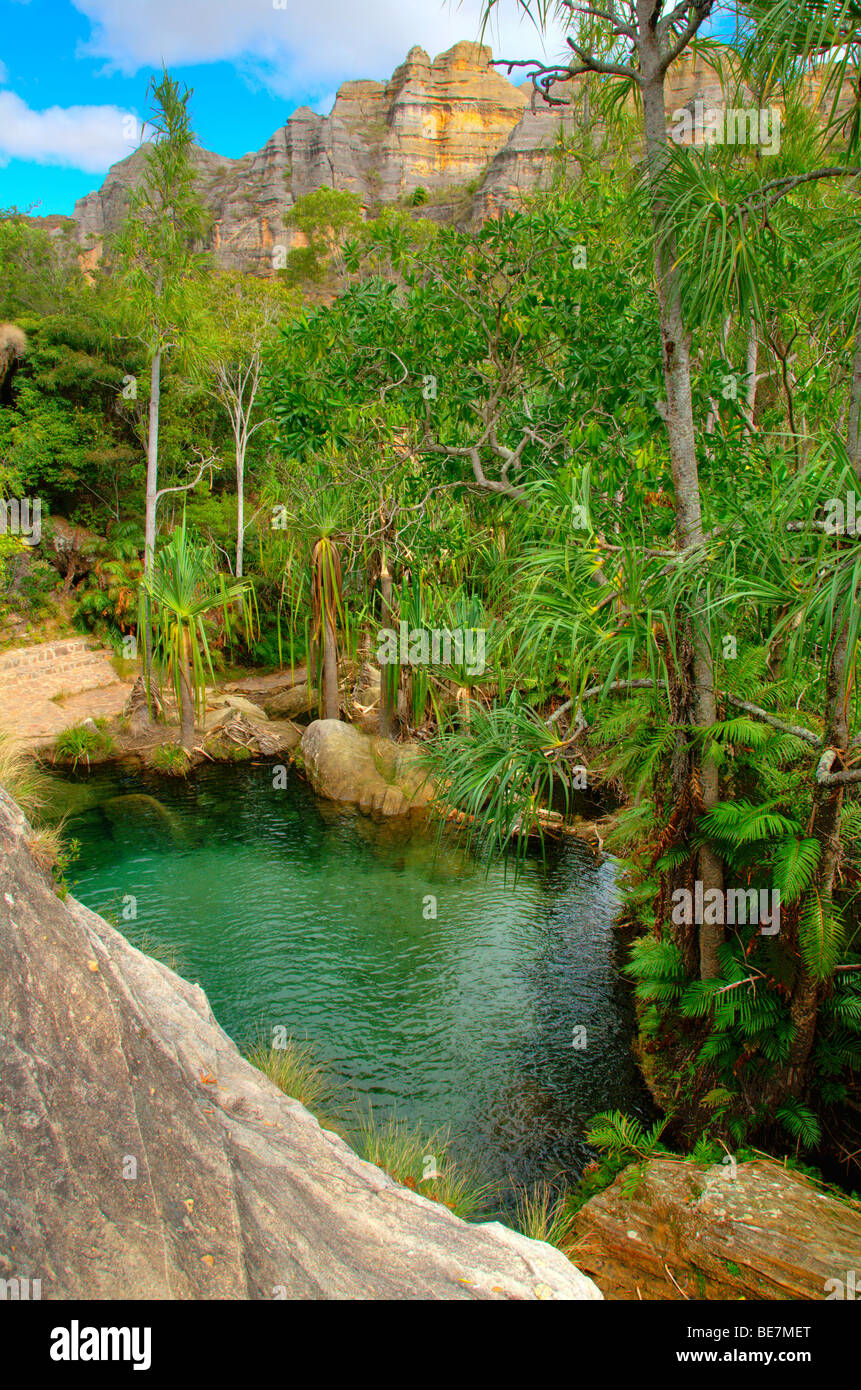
61,763,654,1196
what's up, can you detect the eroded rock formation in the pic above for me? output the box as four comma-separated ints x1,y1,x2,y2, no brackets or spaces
73,41,534,275
68,40,855,278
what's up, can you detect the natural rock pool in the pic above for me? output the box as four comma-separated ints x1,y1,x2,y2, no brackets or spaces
55,762,653,1201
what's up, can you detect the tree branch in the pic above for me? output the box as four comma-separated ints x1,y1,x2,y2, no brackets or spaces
816,748,861,785
723,694,822,748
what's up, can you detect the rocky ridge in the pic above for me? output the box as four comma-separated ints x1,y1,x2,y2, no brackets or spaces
68,41,851,277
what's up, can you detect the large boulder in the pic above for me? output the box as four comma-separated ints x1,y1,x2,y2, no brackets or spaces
0,788,599,1300
300,719,435,817
264,682,315,719
572,1155,861,1300
214,694,269,722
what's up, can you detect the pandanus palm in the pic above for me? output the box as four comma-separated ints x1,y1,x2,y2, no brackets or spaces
139,520,256,750
311,530,344,721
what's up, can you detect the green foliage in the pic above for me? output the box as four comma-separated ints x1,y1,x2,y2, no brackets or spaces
140,518,256,738
53,722,115,769
283,188,363,286
149,743,190,776
775,1099,822,1149
585,1110,670,1163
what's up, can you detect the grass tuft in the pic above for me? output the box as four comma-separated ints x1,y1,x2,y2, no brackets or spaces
354,1111,496,1221
246,1038,343,1131
150,743,190,776
246,1040,497,1221
511,1179,576,1248
53,721,115,769
0,731,47,815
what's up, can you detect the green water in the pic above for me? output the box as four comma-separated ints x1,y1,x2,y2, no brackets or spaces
59,762,653,1196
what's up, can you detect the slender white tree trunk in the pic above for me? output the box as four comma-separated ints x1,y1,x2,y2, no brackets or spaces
145,349,161,573
235,418,245,579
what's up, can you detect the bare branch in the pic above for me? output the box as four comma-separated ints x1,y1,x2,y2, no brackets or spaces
154,452,216,507
723,694,822,749
546,677,656,728
659,1,716,73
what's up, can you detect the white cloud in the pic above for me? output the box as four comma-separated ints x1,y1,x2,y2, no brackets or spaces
73,0,569,98
0,90,140,171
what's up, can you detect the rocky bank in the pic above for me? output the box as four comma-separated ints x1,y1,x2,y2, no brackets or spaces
0,786,600,1299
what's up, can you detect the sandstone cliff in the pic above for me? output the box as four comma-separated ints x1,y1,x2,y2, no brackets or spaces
73,41,537,276
69,41,855,277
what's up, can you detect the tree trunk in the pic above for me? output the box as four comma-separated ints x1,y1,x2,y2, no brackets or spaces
233,405,244,578
145,350,161,574
378,555,396,738
235,423,245,579
323,612,339,721
139,348,162,713
639,46,724,978
777,286,861,1091
179,630,195,752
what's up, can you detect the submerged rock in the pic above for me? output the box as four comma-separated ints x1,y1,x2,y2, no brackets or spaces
100,793,184,844
300,719,435,818
0,787,599,1299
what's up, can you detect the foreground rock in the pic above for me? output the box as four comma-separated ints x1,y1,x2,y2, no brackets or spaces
300,719,435,818
572,1156,861,1300
0,789,599,1299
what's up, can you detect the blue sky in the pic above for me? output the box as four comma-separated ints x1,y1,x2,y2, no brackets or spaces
0,0,736,217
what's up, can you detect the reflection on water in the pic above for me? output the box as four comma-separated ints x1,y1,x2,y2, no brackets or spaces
57,761,654,1198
